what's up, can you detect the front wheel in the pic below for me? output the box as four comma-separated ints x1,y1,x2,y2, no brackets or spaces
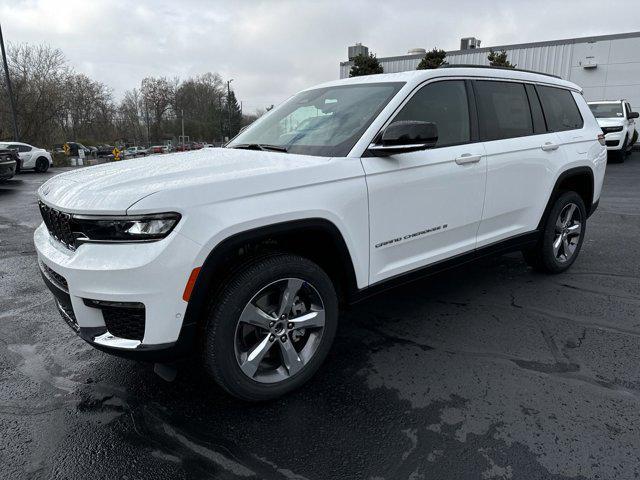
203,253,338,401
523,191,587,273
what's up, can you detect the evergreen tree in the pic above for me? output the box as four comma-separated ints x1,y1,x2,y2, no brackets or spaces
417,48,447,70
488,49,516,68
226,89,243,138
349,53,384,77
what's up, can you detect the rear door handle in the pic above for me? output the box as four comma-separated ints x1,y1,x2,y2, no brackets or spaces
541,142,560,151
455,154,482,165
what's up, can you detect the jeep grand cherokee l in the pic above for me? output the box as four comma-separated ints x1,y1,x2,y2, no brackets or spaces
35,67,606,401
588,100,638,163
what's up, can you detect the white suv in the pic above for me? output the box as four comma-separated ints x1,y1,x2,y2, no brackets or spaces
588,100,638,162
35,67,606,400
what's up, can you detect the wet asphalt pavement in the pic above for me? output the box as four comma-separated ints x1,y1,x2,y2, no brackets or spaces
1,155,640,480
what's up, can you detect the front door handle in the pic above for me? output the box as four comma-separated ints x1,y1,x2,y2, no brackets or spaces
455,154,482,165
541,142,560,151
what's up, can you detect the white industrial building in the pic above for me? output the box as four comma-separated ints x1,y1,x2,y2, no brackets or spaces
340,32,640,108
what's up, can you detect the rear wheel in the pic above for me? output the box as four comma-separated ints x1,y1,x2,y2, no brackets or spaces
203,253,338,401
523,191,586,273
35,157,49,173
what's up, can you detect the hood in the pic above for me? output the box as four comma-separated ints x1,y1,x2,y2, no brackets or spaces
38,148,333,214
596,117,625,128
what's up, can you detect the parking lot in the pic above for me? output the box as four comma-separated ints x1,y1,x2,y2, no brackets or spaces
1,154,639,480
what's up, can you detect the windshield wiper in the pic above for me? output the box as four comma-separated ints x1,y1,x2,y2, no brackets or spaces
229,143,288,153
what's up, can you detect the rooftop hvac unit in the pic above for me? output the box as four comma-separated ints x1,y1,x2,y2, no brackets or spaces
348,43,369,61
460,37,482,50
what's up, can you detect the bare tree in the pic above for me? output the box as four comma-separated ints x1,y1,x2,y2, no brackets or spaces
0,43,68,145
173,72,225,142
118,88,145,145
140,76,177,143
0,41,239,148
60,73,114,143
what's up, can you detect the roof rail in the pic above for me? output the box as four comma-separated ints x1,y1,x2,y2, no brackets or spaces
439,64,562,80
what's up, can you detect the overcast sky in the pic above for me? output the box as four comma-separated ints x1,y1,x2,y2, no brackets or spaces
2,0,640,112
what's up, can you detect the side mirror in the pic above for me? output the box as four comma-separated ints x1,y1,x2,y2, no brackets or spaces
628,111,639,120
368,121,438,156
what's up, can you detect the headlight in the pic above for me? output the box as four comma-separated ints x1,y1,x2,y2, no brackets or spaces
72,212,181,244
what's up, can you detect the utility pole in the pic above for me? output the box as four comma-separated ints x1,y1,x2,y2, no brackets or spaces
144,100,150,147
218,97,224,145
0,23,19,141
181,109,185,150
226,79,233,140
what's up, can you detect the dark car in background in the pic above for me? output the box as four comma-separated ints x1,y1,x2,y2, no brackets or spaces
96,145,115,157
0,148,19,181
86,146,98,156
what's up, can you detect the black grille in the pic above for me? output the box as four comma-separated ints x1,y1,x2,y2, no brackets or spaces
38,201,76,250
40,262,68,291
606,140,620,147
102,306,146,341
83,299,146,341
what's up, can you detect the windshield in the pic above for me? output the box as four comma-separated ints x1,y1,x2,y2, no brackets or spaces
227,82,404,157
589,103,623,118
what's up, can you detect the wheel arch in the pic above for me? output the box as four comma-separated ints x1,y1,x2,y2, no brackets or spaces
537,166,595,230
182,218,359,335
35,156,49,170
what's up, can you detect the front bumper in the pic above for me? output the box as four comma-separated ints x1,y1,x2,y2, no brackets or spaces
604,132,625,151
34,223,202,360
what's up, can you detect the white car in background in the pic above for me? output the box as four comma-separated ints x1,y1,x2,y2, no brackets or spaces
0,142,53,172
588,100,638,162
123,146,148,158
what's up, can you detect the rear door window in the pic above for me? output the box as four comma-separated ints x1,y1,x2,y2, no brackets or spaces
536,86,584,132
474,81,534,141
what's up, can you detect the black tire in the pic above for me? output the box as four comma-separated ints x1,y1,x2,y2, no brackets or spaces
203,253,338,401
523,191,587,274
615,138,627,163
35,157,49,173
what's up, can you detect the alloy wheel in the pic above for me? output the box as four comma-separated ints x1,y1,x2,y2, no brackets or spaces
234,278,326,384
553,203,582,263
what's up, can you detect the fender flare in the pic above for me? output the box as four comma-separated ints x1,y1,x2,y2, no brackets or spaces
536,166,595,231
181,217,359,332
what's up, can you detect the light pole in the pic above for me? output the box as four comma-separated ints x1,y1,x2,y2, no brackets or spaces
181,109,185,150
0,23,18,141
226,79,234,141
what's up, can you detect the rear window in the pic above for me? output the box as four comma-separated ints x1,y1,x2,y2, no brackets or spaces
475,81,533,141
537,86,584,131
